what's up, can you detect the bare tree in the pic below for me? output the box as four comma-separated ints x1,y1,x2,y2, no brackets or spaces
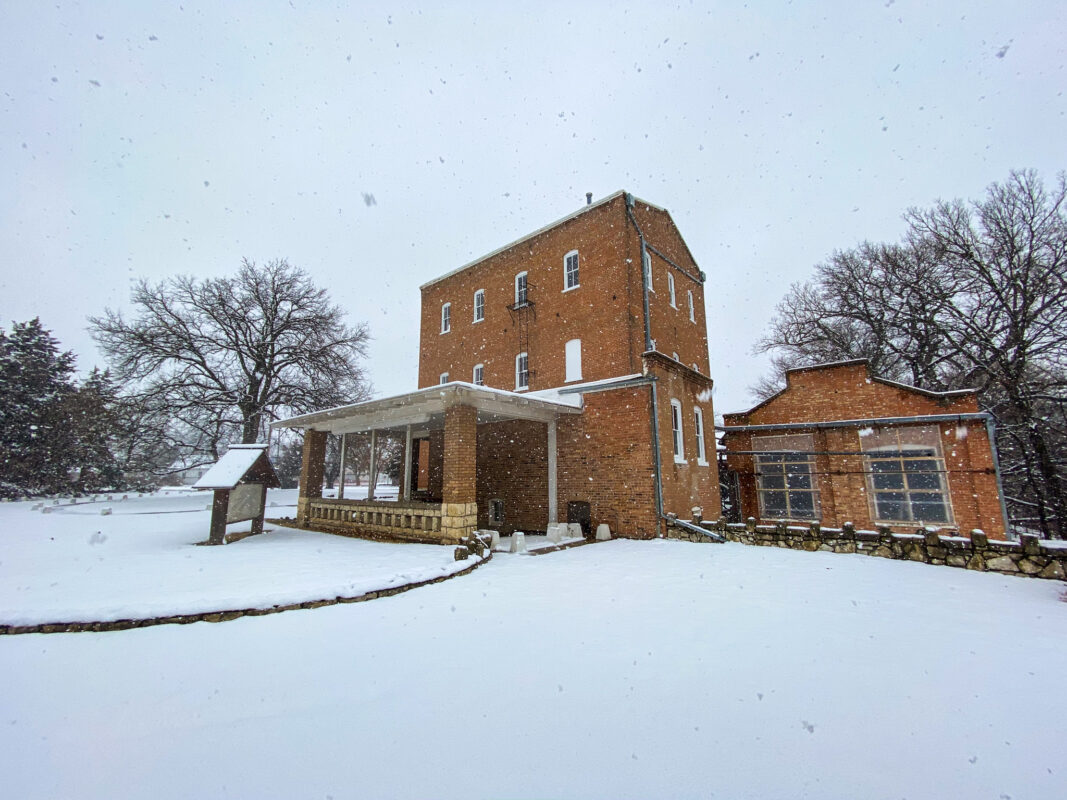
756,170,1067,537
91,259,371,462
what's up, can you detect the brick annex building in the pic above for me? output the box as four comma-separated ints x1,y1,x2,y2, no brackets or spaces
720,361,1009,538
276,191,721,542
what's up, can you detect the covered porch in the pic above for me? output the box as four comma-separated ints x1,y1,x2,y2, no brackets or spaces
273,383,582,545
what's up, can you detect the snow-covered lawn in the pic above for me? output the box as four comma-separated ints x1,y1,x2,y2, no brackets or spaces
0,490,474,626
2,530,1064,799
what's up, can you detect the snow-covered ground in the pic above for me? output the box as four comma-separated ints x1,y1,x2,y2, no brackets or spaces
1,500,1065,799
0,490,475,625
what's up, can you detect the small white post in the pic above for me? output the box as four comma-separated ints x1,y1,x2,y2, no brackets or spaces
338,432,347,500
547,419,558,525
367,429,378,501
403,424,413,501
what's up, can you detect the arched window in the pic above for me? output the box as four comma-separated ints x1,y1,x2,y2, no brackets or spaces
473,289,485,323
563,250,580,290
472,363,484,386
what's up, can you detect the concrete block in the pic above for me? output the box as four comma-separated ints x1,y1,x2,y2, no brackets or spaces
510,531,527,553
595,523,611,541
567,522,582,539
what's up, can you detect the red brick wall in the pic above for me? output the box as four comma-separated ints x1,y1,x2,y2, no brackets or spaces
722,362,1006,537
557,386,660,538
646,355,721,525
476,420,549,534
418,193,712,392
441,405,477,504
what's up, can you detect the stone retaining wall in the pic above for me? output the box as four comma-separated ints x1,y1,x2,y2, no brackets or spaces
666,517,1066,581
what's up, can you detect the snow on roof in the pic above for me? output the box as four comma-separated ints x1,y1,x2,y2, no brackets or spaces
192,445,269,490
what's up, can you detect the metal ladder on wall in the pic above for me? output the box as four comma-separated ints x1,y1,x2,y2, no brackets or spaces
508,284,536,383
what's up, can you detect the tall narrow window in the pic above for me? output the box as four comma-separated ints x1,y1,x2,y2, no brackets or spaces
861,426,952,524
688,290,695,322
565,339,582,382
564,250,580,290
694,407,707,465
670,399,685,462
515,271,528,306
643,250,653,292
439,372,449,384
440,302,451,333
753,434,819,520
668,273,677,308
515,352,529,390
473,289,485,323
472,363,484,386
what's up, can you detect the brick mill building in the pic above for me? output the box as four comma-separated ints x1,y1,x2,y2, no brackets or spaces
275,191,721,542
720,360,1009,538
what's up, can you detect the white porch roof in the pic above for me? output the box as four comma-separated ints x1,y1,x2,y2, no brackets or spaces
271,382,584,435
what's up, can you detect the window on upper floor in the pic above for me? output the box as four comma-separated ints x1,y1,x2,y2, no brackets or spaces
688,290,695,322
564,250,580,291
861,426,953,525
441,302,451,334
694,407,708,465
753,433,819,521
668,272,677,308
565,339,582,382
643,249,653,292
439,372,449,384
473,289,485,323
472,363,484,386
670,399,685,463
515,352,529,390
515,271,528,307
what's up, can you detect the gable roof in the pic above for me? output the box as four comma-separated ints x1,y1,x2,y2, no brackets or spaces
193,445,280,490
419,190,666,290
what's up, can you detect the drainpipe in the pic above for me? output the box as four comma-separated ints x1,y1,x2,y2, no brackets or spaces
626,192,665,532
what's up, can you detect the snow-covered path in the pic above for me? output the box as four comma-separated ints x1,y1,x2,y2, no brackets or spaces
2,539,1064,799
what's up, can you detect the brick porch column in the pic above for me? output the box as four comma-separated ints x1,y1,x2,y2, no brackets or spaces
441,404,477,543
297,429,327,525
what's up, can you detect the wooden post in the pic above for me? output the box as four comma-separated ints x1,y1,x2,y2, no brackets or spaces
208,489,230,545
338,432,348,500
403,425,413,501
251,484,267,536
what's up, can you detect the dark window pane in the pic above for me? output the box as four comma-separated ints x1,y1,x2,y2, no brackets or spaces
761,475,785,490
762,491,787,515
786,472,812,490
873,471,904,490
788,491,815,517
906,471,941,490
875,493,906,520
911,496,948,523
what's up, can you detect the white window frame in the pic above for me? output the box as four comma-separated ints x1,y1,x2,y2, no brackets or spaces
673,352,680,362
440,302,451,334
688,290,695,322
565,338,582,383
472,363,484,386
563,249,580,291
515,352,529,390
670,399,685,463
514,271,528,307
439,372,449,384
643,250,654,292
753,433,820,521
668,272,677,308
694,407,708,466
473,289,485,323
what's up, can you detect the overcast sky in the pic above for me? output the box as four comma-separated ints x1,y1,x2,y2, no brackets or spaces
2,1,1064,416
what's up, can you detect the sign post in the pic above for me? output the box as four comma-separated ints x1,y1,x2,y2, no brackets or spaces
193,444,281,545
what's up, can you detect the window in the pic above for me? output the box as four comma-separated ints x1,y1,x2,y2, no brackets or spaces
861,426,952,524
439,372,449,384
668,272,676,308
753,434,819,520
472,363,484,386
564,250,579,290
643,250,653,292
694,407,707,465
688,290,695,322
440,302,451,334
514,271,528,307
515,352,529,390
670,399,685,462
473,289,485,323
488,498,504,526
565,339,582,382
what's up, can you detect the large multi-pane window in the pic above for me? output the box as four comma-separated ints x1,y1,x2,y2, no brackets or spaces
753,434,819,520
514,272,528,306
515,352,529,390
473,289,485,323
564,250,580,290
861,426,952,524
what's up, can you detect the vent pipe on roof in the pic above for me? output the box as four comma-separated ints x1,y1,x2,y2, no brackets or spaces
586,192,593,205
